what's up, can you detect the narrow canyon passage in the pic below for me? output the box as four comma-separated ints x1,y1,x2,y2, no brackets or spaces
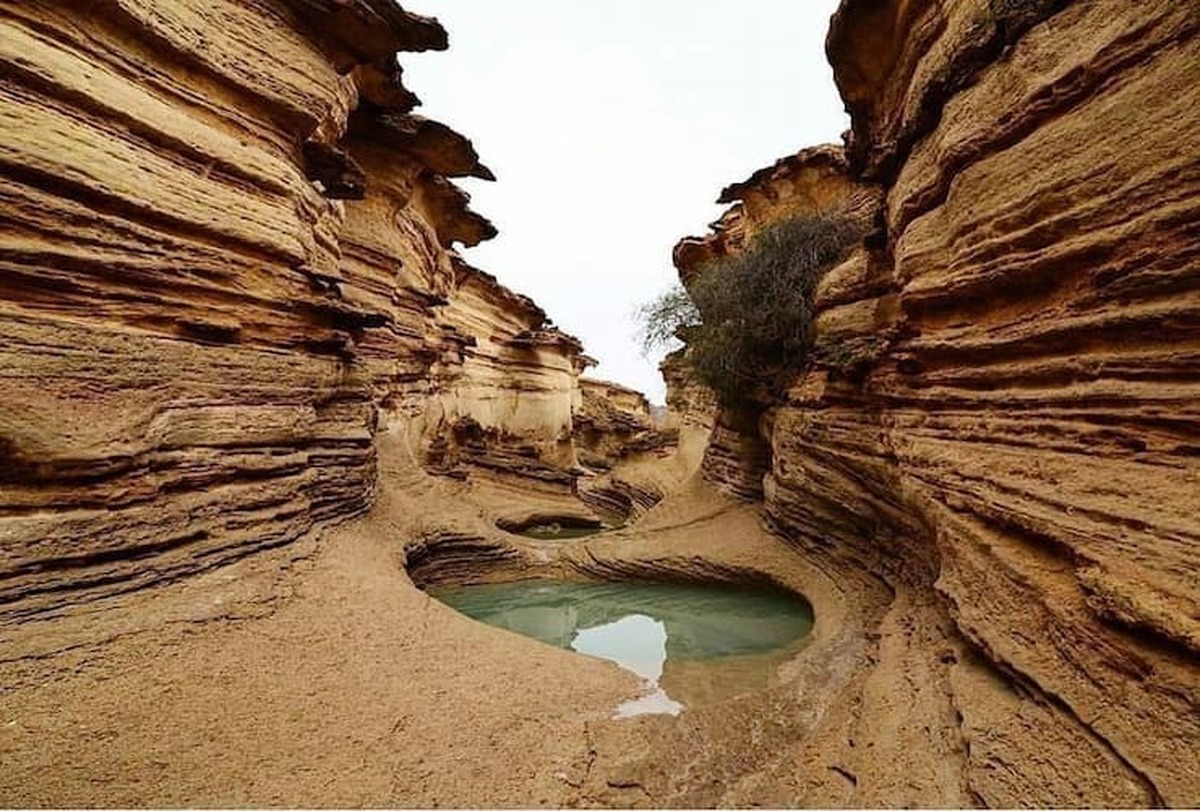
1,0,1198,807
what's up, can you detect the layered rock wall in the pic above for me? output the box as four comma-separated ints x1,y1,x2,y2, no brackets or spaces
674,1,1199,803
658,348,716,431
581,378,651,423
0,1,591,617
574,378,659,467
422,265,587,475
571,377,682,523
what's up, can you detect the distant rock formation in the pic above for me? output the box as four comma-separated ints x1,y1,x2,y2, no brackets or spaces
574,378,670,469
570,378,681,523
670,1,1199,804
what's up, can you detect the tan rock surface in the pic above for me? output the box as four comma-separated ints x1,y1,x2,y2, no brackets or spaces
666,1,1200,804
2,0,376,615
569,374,718,527
574,379,662,465
0,432,857,807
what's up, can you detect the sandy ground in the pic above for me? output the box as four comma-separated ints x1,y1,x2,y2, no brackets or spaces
0,432,883,807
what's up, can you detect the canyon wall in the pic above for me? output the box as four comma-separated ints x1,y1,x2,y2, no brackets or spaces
674,1,1199,804
0,1,590,617
674,145,882,502
417,263,589,482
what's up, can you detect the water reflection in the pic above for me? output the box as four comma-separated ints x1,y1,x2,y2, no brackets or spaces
571,614,683,717
431,580,813,717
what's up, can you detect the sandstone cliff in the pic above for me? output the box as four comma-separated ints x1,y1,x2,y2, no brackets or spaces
670,1,1199,804
0,0,592,617
418,261,590,485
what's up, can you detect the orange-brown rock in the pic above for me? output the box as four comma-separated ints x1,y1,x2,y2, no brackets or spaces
3,0,1196,807
0,0,590,618
349,111,495,180
418,259,591,484
669,1,1199,804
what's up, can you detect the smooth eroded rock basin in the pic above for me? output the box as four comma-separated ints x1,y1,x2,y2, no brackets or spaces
431,580,814,716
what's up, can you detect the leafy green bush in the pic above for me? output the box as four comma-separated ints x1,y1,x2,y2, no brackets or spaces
638,213,861,405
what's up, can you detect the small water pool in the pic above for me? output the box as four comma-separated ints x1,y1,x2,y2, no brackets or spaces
430,580,814,717
516,523,608,540
496,516,611,541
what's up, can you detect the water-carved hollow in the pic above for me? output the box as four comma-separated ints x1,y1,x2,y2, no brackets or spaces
430,579,814,717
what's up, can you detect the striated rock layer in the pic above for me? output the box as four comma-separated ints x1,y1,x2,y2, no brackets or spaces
0,1,591,618
572,377,685,524
673,1,1199,804
3,0,1196,806
573,378,665,468
674,145,881,502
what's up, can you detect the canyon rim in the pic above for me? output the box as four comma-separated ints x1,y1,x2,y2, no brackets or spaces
1,0,1198,807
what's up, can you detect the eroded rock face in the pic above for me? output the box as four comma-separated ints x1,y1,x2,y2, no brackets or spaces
423,262,587,475
674,2,1199,803
573,378,668,468
0,1,590,616
571,378,680,524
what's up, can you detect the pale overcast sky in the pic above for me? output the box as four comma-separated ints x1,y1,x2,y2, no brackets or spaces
403,1,848,403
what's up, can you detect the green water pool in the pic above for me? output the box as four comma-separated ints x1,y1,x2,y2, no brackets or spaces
515,524,608,540
431,579,814,716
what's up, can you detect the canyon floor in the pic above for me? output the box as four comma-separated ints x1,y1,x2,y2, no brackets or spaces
0,432,928,808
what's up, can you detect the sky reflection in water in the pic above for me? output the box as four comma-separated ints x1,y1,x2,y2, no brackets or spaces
433,580,814,717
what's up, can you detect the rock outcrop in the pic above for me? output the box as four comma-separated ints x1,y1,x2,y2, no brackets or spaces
573,378,668,468
418,261,590,485
571,377,682,524
671,1,1199,804
0,1,592,617
673,145,881,502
